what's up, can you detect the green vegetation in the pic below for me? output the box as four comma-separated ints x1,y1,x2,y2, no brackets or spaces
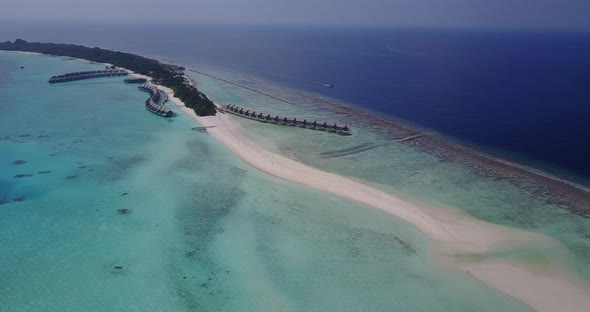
0,39,217,116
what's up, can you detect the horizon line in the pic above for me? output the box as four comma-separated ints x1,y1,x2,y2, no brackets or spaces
1,19,590,33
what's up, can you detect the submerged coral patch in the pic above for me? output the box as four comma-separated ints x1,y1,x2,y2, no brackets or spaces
393,236,417,255
104,262,129,275
13,174,33,178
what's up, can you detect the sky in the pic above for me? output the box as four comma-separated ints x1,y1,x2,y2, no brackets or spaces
3,0,590,30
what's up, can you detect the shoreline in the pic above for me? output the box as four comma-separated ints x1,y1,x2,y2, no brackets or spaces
154,82,590,311
7,50,590,311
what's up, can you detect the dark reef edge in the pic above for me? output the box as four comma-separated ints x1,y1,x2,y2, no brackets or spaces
283,87,590,217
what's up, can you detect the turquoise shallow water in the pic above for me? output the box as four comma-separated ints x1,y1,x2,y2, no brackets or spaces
189,68,590,282
0,53,533,311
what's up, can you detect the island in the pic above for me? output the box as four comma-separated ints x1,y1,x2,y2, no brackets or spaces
0,39,217,116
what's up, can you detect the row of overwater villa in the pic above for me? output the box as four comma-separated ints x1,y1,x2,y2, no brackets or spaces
48,69,127,83
138,84,174,117
223,104,351,135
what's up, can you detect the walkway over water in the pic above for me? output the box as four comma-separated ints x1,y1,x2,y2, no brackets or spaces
223,104,351,135
48,69,127,83
138,84,174,117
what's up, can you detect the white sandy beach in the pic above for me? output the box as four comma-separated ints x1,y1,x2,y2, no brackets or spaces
130,70,590,311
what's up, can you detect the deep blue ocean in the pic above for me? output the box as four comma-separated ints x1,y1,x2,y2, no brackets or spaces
2,23,589,182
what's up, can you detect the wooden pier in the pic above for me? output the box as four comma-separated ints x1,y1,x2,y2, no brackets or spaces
138,84,174,117
48,69,128,83
124,78,147,84
223,104,351,135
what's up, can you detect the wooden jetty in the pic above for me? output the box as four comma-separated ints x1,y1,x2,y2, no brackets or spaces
138,84,174,117
223,104,351,135
48,69,128,83
124,78,147,84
